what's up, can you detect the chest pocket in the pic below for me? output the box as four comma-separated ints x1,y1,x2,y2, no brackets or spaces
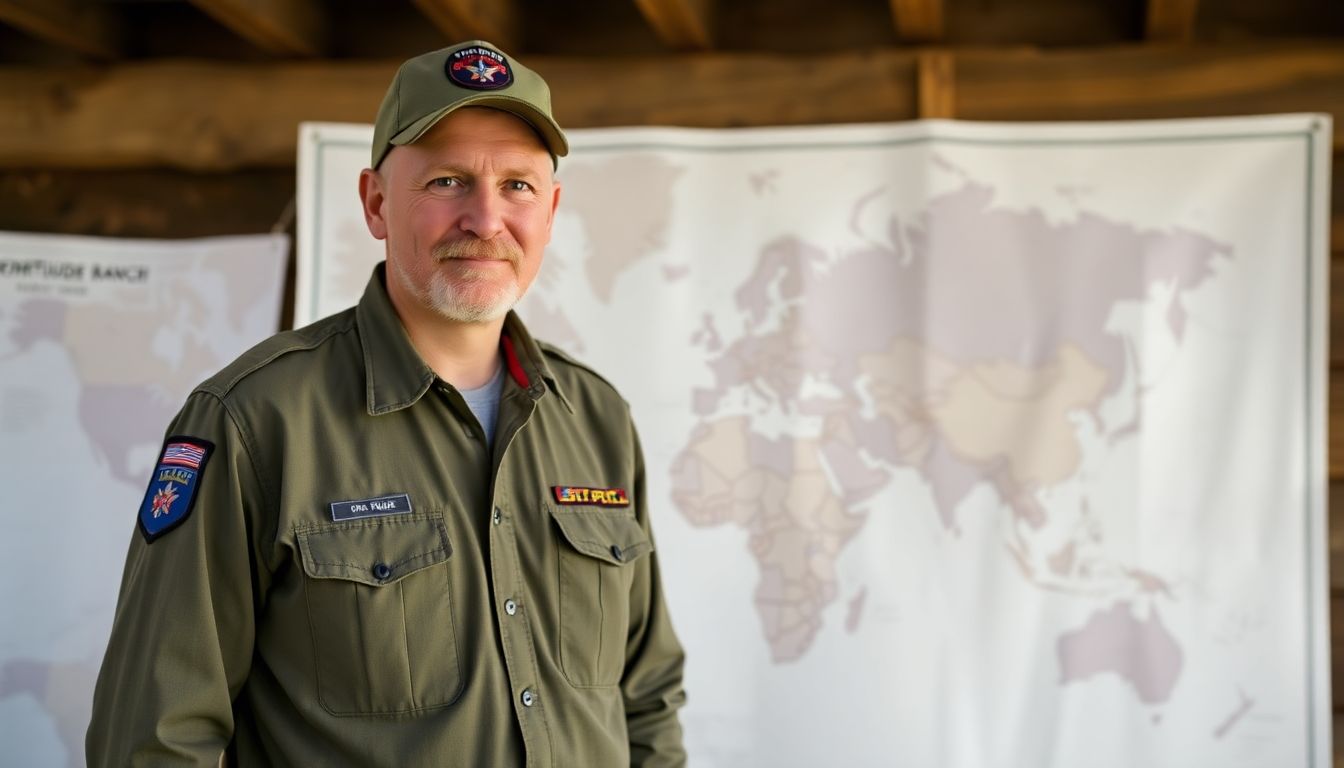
296,514,463,715
549,506,652,687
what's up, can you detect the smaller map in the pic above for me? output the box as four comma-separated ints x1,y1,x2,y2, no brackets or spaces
0,232,288,767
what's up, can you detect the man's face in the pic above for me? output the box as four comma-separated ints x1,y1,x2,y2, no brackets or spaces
360,107,560,325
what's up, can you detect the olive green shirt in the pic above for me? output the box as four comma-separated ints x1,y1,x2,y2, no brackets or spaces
87,264,687,766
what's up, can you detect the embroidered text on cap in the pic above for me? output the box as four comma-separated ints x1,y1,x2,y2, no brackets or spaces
447,46,513,90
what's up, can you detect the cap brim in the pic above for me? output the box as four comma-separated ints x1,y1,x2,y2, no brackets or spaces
389,95,569,160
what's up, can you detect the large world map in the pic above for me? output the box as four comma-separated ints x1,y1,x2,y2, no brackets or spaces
310,115,1329,766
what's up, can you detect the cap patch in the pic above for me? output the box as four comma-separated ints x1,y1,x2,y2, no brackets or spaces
447,46,513,91
138,436,214,543
552,486,630,508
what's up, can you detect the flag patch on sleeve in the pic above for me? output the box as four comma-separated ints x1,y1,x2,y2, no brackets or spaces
138,436,215,543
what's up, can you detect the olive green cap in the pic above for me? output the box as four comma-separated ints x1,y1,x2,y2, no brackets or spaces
371,40,569,169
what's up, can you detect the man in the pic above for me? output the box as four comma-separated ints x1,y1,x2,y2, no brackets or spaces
87,40,687,766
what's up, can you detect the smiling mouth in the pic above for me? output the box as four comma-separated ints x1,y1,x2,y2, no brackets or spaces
433,239,522,265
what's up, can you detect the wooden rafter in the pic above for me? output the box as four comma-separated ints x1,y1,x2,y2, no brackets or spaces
1146,0,1199,42
186,0,328,58
411,0,520,52
0,0,121,60
633,0,715,51
889,0,943,43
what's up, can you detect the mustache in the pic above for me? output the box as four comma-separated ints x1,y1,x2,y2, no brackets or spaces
432,239,522,264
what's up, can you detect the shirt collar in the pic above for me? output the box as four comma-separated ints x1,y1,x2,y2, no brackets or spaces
501,309,573,413
356,263,571,415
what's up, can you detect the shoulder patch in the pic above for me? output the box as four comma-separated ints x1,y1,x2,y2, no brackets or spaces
138,436,215,543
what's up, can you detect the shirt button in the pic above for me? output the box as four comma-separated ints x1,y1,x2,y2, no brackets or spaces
521,688,536,707
372,562,392,581
610,545,623,561
505,598,518,616
492,508,502,525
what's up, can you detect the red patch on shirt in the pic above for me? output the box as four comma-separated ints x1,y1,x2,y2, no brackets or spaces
552,486,630,507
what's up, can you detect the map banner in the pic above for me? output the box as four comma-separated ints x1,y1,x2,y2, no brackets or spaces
306,114,1332,767
0,232,289,766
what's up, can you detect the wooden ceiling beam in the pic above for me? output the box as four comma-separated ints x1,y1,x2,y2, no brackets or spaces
0,0,121,60
889,0,944,43
186,0,328,58
951,44,1341,127
1146,0,1199,42
633,0,715,51
0,44,1340,171
411,0,520,52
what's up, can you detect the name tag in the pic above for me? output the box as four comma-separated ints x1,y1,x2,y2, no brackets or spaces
330,493,413,522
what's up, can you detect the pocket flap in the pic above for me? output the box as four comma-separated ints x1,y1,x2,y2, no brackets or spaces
297,515,451,586
550,508,652,566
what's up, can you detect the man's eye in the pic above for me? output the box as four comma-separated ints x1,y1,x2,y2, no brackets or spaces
430,177,459,188
507,180,533,192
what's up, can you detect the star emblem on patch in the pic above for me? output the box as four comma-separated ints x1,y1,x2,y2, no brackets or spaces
151,482,179,518
446,47,513,91
465,59,503,83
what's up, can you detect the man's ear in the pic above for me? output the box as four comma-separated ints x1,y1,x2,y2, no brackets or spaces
358,168,389,241
544,181,562,242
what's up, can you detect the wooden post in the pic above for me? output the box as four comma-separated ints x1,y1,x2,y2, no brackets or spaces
917,50,955,119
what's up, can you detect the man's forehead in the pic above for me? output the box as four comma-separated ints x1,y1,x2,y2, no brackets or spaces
380,107,552,174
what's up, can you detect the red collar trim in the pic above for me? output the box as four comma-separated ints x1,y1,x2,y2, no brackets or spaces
501,334,531,389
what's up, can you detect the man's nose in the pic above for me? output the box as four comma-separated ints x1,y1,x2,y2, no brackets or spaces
457,187,506,239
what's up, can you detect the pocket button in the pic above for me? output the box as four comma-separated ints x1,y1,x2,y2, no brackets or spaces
372,562,392,581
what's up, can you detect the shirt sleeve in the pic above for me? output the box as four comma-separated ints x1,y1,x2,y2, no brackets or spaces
86,391,267,766
621,423,689,767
